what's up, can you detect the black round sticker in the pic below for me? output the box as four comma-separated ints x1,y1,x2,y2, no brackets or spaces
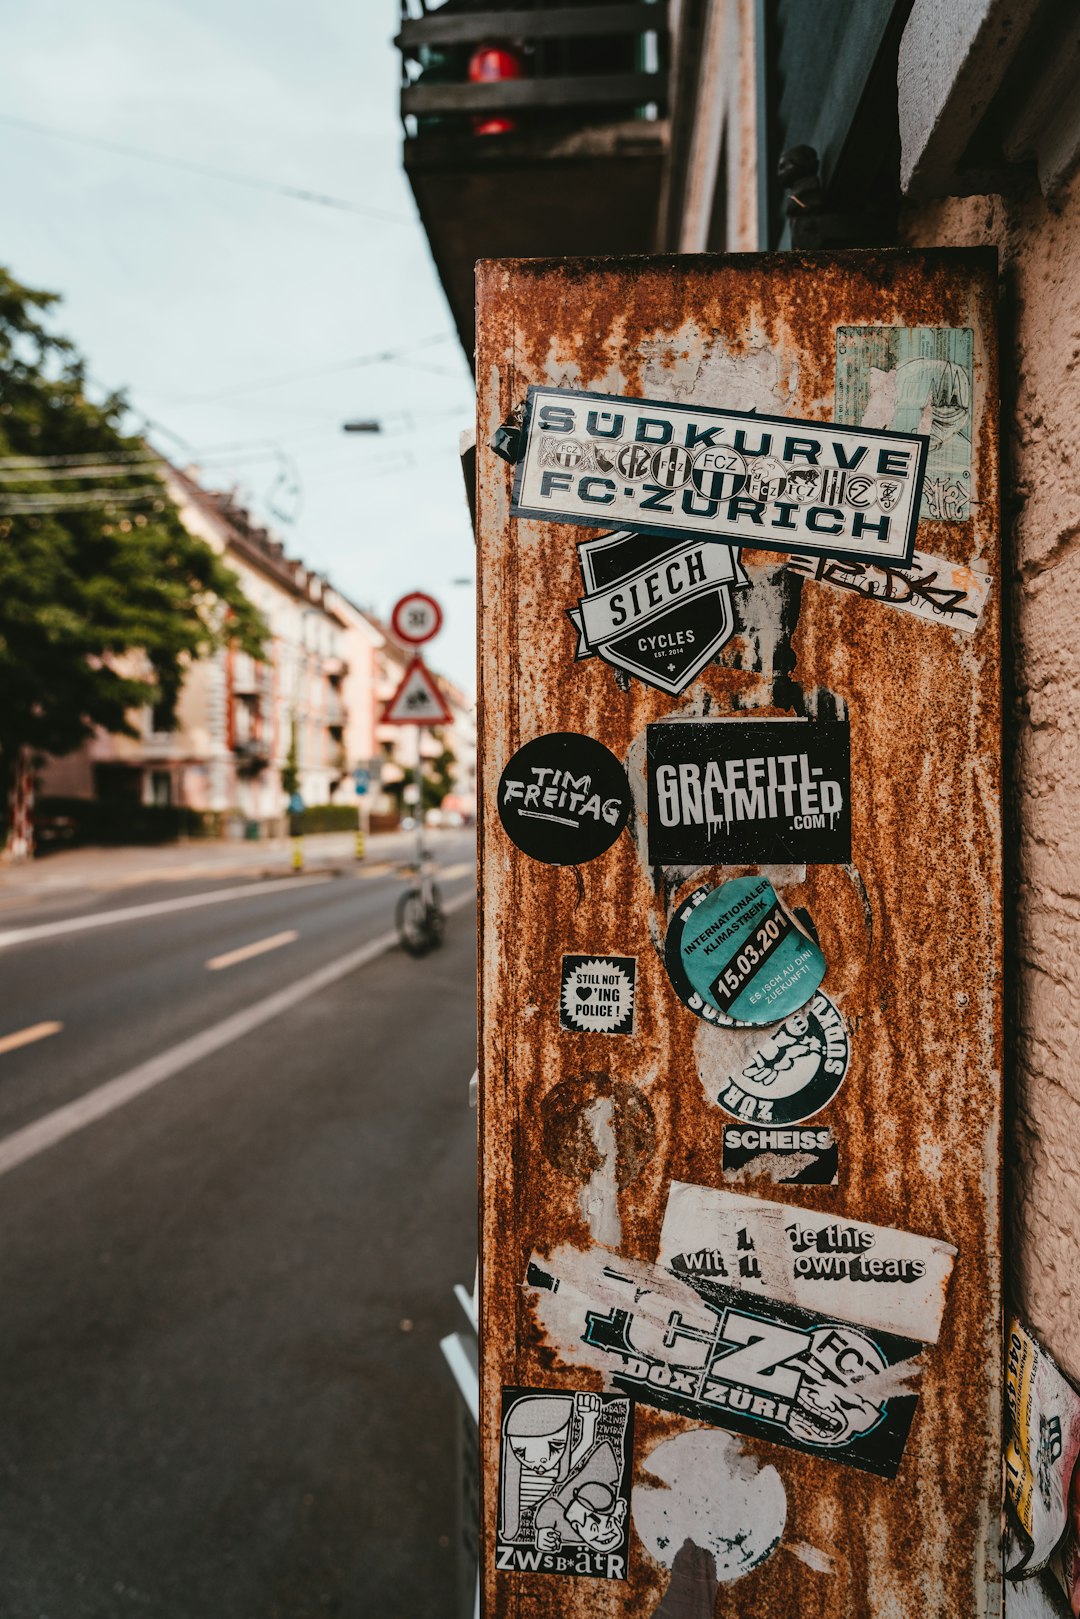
497,732,631,866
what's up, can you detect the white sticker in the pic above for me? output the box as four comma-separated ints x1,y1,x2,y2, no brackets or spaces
658,1181,956,1345
512,386,927,566
788,549,992,633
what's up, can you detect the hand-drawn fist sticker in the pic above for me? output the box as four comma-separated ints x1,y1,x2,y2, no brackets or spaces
496,1388,633,1580
498,733,631,866
665,877,826,1027
560,956,636,1035
715,991,850,1124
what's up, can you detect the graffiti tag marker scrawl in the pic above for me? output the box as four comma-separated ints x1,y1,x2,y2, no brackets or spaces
511,386,928,565
496,1388,633,1580
788,549,992,634
647,718,852,865
560,956,636,1035
665,877,826,1027
498,733,631,866
567,530,749,696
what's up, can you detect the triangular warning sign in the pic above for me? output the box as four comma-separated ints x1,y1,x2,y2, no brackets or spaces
380,655,453,726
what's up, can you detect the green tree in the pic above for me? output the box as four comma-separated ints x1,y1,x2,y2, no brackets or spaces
281,715,300,799
0,266,266,843
421,736,457,811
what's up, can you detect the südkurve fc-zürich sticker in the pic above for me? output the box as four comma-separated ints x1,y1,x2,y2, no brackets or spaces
567,530,749,696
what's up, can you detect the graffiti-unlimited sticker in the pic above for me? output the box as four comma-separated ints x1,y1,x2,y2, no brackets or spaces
511,386,927,565
647,719,851,865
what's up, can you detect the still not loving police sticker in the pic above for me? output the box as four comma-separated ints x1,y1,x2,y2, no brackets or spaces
560,956,636,1034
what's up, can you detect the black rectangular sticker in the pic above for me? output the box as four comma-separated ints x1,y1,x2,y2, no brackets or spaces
646,719,851,865
496,1388,633,1580
527,1261,921,1478
722,1125,839,1185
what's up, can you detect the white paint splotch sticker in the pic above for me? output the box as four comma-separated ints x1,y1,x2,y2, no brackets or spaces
633,1429,786,1586
659,1182,956,1344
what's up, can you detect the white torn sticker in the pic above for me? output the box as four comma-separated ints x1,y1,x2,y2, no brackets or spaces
788,549,992,633
634,1429,785,1584
659,1181,956,1344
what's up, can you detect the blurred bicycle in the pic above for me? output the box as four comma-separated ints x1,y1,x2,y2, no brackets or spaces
397,838,445,955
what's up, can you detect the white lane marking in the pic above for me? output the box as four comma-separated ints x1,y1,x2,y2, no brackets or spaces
0,889,474,1181
440,863,474,880
206,930,298,971
0,875,331,950
0,1021,63,1058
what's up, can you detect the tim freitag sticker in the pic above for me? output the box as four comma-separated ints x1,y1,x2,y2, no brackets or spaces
665,878,826,1027
498,732,632,866
560,956,636,1035
496,1388,633,1580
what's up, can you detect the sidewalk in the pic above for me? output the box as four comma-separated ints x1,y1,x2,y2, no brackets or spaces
0,828,457,900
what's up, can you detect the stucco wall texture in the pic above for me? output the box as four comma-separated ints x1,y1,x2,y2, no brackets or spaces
904,177,1080,1386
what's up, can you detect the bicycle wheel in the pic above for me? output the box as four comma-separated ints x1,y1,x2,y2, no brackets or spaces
425,885,446,949
397,888,431,956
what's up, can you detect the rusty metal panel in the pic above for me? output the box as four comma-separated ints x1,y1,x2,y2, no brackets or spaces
477,250,1001,1619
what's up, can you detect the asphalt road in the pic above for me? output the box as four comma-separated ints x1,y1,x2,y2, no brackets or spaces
0,832,478,1619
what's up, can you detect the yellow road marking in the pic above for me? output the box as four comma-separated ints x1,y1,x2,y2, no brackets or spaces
0,1021,62,1057
441,863,473,880
205,930,298,971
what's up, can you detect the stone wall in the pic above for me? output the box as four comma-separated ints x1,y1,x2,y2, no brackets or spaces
904,176,1080,1384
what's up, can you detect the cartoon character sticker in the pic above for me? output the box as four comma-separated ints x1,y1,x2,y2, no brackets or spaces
496,1389,633,1579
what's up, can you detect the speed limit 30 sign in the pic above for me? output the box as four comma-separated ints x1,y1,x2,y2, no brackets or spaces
391,591,443,646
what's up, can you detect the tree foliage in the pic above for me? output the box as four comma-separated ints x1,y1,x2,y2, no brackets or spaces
421,738,457,811
0,266,266,768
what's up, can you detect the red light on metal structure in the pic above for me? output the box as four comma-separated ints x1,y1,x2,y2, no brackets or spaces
468,42,524,136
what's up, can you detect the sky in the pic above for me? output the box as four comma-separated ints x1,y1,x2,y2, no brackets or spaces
0,0,477,693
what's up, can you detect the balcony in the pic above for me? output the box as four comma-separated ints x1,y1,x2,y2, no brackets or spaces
395,1,669,355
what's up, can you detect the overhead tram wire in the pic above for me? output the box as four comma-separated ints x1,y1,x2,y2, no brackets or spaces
175,332,456,407
0,112,410,224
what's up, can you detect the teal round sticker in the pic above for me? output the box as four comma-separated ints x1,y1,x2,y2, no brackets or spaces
667,876,826,1027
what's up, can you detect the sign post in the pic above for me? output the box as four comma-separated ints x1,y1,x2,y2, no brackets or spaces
477,252,1001,1618
383,596,451,832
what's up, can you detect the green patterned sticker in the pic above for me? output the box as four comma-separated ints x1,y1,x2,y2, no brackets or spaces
836,327,973,521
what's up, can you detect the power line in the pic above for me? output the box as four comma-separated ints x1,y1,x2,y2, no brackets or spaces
0,487,163,515
0,462,163,484
173,332,456,406
0,111,411,224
